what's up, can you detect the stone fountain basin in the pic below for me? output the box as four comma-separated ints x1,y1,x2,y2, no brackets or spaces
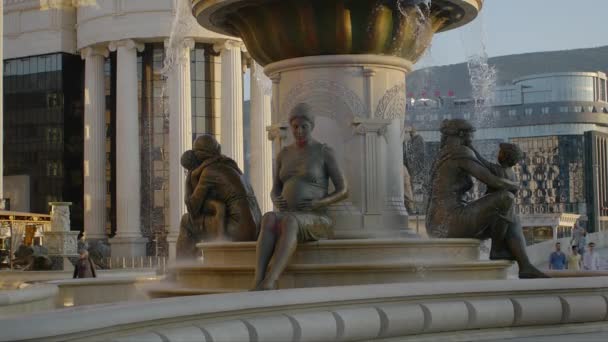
192,0,483,65
147,238,512,297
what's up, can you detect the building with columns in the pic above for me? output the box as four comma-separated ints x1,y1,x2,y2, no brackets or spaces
2,0,273,258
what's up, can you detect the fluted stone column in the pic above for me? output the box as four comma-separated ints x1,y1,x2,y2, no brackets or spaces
353,118,391,226
81,46,108,240
166,38,195,260
108,39,147,257
214,40,245,170
249,62,273,212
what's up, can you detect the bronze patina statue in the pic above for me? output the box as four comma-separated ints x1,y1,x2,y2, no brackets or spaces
253,103,348,290
176,135,262,259
426,119,547,278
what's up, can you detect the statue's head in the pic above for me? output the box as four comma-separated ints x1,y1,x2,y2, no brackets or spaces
440,119,475,147
193,134,221,160
409,127,417,138
288,103,315,146
181,150,200,170
498,143,523,167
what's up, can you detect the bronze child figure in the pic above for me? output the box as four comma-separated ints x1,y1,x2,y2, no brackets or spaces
426,119,546,278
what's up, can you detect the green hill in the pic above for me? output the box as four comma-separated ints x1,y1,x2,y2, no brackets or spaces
406,45,608,98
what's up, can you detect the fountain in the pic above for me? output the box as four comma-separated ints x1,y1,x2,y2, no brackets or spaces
3,1,608,341
145,0,511,297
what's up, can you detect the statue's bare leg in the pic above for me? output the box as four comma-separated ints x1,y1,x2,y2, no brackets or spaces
176,214,198,260
506,224,548,278
259,215,299,290
253,212,278,289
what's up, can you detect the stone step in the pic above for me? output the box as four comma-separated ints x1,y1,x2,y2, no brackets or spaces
145,285,240,298
197,238,482,266
170,260,511,291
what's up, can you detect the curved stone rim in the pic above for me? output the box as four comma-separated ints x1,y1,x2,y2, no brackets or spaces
263,54,414,76
192,0,483,37
196,237,483,250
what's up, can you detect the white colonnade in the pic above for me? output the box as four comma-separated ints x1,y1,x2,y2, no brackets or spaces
166,38,195,260
78,36,261,258
108,39,147,257
249,62,273,213
214,40,245,170
81,46,109,240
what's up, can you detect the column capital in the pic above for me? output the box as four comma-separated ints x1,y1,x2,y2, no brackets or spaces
352,118,391,136
109,39,145,53
213,39,245,54
362,67,377,78
80,46,109,60
267,123,289,142
164,38,195,66
269,73,281,84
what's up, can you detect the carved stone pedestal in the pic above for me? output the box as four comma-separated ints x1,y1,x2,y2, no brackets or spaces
46,202,79,270
265,55,412,238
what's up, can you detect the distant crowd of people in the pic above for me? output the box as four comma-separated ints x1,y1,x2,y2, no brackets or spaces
548,221,602,271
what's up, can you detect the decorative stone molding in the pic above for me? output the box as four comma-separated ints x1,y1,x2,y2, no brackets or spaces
163,38,195,66
108,39,144,53
6,278,608,342
375,82,406,119
80,46,109,60
49,202,72,232
267,123,289,143
212,39,245,54
280,79,364,122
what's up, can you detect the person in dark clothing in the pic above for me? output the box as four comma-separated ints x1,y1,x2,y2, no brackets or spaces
73,250,97,278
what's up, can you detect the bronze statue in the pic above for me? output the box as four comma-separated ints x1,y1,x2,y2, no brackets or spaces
176,135,262,259
426,119,547,278
403,127,425,213
253,103,348,290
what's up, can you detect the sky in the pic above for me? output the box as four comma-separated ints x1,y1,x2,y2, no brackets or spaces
245,0,608,100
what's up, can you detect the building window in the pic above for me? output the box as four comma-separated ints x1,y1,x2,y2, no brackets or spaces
492,110,500,118
573,106,583,113
559,106,569,113
541,107,550,114
463,113,471,120
524,108,533,116
508,109,517,116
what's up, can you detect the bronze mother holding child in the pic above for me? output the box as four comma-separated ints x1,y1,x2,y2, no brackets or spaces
426,119,547,278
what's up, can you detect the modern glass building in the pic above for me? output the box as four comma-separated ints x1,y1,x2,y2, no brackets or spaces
2,1,271,258
3,53,85,230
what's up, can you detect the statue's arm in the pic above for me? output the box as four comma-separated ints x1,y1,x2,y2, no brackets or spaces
457,158,519,192
471,146,499,174
270,150,287,210
314,146,348,209
189,174,214,217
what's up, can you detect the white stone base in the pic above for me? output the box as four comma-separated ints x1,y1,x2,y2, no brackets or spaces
109,237,148,258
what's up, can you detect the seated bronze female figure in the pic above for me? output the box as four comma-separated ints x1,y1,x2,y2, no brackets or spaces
426,119,547,278
253,103,348,290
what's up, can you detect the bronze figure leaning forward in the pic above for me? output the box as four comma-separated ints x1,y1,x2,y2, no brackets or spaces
176,135,262,259
426,119,547,279
253,103,349,290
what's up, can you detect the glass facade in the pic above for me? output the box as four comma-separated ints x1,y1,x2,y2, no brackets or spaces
134,43,217,256
417,135,587,217
511,136,586,215
3,53,85,230
518,75,596,103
